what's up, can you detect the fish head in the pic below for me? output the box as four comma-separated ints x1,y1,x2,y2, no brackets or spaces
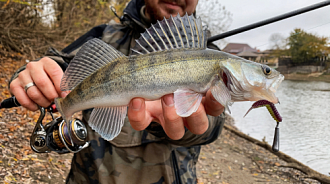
220,58,284,104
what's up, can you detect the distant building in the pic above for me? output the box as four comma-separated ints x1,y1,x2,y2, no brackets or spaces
223,43,282,68
222,43,258,61
256,49,279,65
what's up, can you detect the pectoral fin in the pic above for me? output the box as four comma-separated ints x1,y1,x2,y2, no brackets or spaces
174,89,203,117
210,80,232,113
89,106,127,141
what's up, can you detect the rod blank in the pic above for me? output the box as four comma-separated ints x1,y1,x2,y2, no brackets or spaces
207,0,330,43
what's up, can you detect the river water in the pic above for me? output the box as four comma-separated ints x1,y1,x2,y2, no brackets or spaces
230,80,330,175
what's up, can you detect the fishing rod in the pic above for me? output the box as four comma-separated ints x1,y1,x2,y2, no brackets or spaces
207,0,330,43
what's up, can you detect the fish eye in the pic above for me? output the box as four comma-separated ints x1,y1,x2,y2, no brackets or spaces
262,66,272,75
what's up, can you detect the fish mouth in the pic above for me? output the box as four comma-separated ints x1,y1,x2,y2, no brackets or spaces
269,74,284,93
271,97,280,104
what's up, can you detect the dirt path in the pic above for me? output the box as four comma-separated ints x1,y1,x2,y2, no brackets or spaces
0,57,328,184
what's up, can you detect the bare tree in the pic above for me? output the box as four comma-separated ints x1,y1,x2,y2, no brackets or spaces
0,0,120,57
269,33,286,50
196,0,232,48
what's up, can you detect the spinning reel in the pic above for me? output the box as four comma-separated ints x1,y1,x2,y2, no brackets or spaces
0,97,89,154
30,105,89,154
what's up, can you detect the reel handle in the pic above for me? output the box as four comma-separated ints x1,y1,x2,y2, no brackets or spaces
30,107,50,153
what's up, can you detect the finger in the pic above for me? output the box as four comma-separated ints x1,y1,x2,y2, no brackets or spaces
161,94,185,140
185,104,209,135
127,98,151,131
18,70,51,107
203,90,225,116
41,58,64,95
10,79,38,111
27,60,60,102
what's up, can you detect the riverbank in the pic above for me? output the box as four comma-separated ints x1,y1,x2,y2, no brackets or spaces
197,114,330,184
283,73,330,83
1,57,329,183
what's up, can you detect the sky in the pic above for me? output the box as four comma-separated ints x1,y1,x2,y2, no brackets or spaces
198,0,330,50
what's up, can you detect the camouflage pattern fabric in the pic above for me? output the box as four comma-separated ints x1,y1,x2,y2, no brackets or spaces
9,0,226,183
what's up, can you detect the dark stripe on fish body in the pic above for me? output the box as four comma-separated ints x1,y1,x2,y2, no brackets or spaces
127,57,138,75
147,54,157,67
65,57,125,105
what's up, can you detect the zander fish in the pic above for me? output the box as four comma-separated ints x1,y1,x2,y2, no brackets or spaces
55,14,284,141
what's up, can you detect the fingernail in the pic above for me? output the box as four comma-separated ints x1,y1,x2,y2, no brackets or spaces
131,98,143,111
61,92,68,98
163,94,174,107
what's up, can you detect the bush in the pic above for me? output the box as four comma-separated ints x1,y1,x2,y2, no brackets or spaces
0,0,129,59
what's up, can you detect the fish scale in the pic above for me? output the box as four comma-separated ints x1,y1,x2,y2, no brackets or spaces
55,14,284,141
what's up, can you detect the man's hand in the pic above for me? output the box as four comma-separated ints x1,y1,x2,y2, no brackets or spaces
9,57,66,111
127,90,224,140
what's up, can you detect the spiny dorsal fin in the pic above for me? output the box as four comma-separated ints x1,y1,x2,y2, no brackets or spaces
131,13,206,55
61,38,125,91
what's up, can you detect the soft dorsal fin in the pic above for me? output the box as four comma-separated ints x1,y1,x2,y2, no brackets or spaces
61,38,125,91
131,13,206,55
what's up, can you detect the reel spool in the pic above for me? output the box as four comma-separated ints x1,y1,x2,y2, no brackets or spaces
56,119,88,153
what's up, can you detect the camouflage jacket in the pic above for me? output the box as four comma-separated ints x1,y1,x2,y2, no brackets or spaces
10,0,225,183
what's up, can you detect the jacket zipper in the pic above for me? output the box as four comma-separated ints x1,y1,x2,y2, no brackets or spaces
171,151,182,184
